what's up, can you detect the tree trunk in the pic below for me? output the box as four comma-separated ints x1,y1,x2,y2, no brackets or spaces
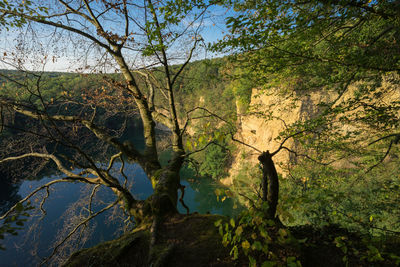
258,151,279,219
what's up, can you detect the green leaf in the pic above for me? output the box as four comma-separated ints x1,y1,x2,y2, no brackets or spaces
230,245,239,260
261,260,276,267
251,241,262,251
224,223,229,232
249,256,257,267
342,255,348,263
258,226,270,241
235,226,243,236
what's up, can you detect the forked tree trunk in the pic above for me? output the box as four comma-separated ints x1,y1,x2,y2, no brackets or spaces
258,151,279,219
127,150,184,223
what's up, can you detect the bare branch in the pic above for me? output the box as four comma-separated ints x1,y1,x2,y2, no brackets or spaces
0,99,144,163
131,71,173,128
0,152,93,180
41,200,119,266
369,133,400,146
122,0,130,46
106,152,123,172
0,9,113,54
366,140,394,173
88,184,101,215
182,106,262,153
184,140,226,157
238,192,256,208
119,155,129,188
1,178,82,220
171,38,201,87
58,0,93,22
178,185,189,215
271,130,307,156
231,135,262,154
39,186,50,216
279,146,335,166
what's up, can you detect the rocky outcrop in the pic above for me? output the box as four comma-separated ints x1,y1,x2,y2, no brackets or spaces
63,214,239,267
227,74,400,184
226,88,334,181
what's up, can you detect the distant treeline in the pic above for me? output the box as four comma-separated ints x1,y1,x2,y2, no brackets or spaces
0,57,236,120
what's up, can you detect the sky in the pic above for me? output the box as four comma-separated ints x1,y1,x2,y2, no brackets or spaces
0,2,234,72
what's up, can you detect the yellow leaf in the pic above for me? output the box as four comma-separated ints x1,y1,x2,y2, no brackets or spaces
198,136,204,144
186,140,192,151
235,226,243,236
242,240,250,250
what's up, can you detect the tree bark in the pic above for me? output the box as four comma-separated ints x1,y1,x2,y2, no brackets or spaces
149,151,184,216
258,151,279,219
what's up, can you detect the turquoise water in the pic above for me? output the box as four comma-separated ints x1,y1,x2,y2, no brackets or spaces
0,162,240,266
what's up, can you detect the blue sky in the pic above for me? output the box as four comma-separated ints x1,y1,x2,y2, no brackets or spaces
0,2,235,72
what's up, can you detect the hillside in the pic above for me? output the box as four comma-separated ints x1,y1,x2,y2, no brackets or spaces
2,63,400,267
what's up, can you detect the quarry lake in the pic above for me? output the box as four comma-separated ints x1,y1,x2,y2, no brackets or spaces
0,161,240,267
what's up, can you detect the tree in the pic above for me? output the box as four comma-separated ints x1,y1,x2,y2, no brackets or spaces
204,2,400,265
213,0,400,220
0,0,220,262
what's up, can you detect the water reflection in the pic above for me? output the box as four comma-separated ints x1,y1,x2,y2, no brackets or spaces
0,174,21,215
0,163,241,267
178,166,241,216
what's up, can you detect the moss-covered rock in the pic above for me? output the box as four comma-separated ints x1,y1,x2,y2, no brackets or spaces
64,226,151,267
63,214,242,267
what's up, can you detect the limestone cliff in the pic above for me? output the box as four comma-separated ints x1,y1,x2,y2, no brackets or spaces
222,88,334,186
225,74,400,186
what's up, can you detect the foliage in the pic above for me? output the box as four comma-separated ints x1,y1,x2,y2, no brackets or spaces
198,142,229,179
211,1,400,265
0,0,37,30
217,0,400,76
228,159,262,204
215,0,400,150
223,60,256,113
216,201,400,266
184,119,233,181
278,157,400,235
172,58,236,119
215,202,301,267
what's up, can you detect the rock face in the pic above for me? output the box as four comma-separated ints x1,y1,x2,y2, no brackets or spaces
227,74,400,184
228,88,334,180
